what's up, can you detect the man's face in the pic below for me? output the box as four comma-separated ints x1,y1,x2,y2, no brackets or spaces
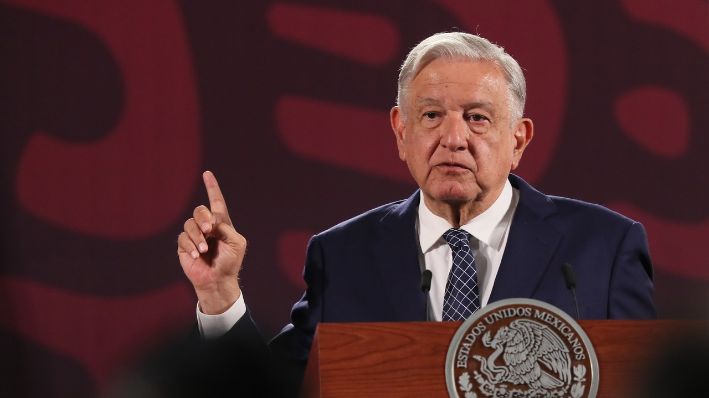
391,58,533,214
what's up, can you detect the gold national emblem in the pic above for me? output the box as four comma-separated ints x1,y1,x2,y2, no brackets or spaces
445,298,599,398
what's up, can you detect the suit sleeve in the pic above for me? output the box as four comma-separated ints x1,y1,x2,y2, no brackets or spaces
608,221,656,319
131,310,276,398
268,233,326,393
192,234,324,397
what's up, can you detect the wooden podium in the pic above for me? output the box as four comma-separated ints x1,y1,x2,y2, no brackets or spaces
302,320,707,397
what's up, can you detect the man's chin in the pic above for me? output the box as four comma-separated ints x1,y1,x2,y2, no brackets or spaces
427,185,481,205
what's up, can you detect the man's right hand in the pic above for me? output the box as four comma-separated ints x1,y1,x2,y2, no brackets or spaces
177,171,246,315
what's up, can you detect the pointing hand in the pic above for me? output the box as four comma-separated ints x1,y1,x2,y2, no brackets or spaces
177,171,246,314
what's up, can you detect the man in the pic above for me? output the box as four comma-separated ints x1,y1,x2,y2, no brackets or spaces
177,32,655,392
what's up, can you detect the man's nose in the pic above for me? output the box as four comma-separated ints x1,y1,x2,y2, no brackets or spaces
440,115,468,151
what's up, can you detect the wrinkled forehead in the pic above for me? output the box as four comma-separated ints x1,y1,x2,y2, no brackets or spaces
412,64,505,91
403,58,511,109
410,56,501,81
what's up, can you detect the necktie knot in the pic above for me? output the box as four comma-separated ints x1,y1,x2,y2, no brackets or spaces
442,228,472,249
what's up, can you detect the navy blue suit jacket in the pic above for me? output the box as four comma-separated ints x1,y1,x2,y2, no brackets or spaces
233,175,655,391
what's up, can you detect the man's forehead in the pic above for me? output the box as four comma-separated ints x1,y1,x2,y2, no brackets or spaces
399,58,512,116
412,58,502,82
408,79,506,113
408,60,506,93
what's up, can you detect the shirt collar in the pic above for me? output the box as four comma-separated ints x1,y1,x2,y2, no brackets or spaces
418,179,514,253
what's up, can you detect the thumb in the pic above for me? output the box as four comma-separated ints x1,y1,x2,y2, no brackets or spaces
212,222,247,257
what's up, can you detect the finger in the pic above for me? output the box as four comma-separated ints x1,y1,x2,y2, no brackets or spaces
193,205,214,233
177,232,199,260
184,218,209,254
203,171,232,224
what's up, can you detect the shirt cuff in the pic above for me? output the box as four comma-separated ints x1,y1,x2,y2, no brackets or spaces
196,293,246,339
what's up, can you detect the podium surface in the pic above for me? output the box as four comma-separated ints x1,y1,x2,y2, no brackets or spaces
302,320,707,397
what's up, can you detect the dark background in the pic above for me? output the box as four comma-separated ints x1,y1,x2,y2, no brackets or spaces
1,0,707,396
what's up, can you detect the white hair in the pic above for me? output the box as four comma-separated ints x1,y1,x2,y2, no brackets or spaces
397,32,526,120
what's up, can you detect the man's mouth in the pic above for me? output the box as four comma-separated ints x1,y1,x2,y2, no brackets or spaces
435,162,471,173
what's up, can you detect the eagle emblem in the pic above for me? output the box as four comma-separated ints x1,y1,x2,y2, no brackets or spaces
446,299,597,398
474,319,571,393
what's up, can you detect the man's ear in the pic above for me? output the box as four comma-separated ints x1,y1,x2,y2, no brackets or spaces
390,106,407,161
510,118,534,170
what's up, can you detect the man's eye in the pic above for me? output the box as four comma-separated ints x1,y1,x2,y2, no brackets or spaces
423,111,439,119
466,113,488,122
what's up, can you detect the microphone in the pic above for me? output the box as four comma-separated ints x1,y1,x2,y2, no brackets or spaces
421,270,433,293
421,270,432,321
562,263,581,320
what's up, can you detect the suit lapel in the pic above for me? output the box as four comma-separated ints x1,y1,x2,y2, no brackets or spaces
368,176,562,316
489,175,562,302
371,191,428,321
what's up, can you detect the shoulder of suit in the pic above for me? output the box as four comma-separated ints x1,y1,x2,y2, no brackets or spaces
545,194,640,227
510,174,641,228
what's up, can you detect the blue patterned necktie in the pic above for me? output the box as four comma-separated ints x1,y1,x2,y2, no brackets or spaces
442,228,480,321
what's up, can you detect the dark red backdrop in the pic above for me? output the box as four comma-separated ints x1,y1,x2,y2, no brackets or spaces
1,0,707,396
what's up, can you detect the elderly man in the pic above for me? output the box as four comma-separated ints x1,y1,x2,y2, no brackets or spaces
177,31,655,393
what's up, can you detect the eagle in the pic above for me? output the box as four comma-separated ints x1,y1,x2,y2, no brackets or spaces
474,319,572,391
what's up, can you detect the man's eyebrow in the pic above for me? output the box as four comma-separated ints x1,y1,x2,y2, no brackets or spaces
415,97,443,107
415,98,497,114
461,101,494,111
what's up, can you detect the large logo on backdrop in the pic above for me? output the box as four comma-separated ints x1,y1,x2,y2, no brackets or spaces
446,299,598,398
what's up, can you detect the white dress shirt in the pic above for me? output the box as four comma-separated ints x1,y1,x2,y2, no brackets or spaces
417,180,518,321
198,181,519,336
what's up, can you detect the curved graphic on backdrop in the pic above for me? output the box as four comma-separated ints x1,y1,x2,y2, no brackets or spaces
610,0,708,279
13,0,201,238
267,3,399,66
276,96,408,181
0,276,193,386
614,86,690,158
621,0,709,51
2,0,201,391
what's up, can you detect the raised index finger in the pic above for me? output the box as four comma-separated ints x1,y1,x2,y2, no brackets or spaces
202,170,232,225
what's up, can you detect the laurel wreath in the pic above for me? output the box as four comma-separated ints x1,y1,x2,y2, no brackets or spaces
459,364,588,398
458,372,478,398
570,364,587,398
